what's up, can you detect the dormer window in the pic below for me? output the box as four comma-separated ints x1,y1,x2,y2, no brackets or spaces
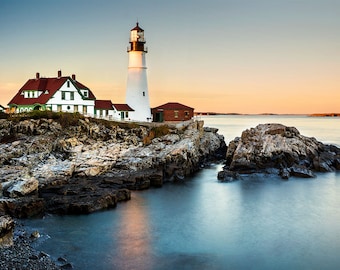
45,90,49,94
83,90,88,97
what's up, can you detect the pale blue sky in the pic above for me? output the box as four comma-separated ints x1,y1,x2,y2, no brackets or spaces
1,0,339,113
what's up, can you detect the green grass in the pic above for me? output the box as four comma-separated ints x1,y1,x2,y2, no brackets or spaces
5,111,145,130
7,111,84,128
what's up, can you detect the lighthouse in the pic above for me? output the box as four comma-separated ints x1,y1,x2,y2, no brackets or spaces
126,22,151,122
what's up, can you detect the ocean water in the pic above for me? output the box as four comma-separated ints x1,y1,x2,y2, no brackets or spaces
24,115,340,270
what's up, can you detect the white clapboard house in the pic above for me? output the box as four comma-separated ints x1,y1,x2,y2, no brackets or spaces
8,71,96,115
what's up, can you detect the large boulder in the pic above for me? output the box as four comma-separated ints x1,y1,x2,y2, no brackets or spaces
219,123,340,180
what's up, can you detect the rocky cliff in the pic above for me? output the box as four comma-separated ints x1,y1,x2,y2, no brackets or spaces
0,116,226,217
218,123,340,181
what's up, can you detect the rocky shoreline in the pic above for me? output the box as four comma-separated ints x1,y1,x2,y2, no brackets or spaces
0,116,226,217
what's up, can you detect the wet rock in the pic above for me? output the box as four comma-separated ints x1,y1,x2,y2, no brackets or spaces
280,168,290,180
39,177,131,215
61,263,73,269
58,257,68,263
217,170,240,182
289,165,315,178
30,230,40,239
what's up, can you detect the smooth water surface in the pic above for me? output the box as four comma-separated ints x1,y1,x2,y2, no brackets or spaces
25,115,340,270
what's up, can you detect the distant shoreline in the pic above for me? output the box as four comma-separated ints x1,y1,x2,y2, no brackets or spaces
195,112,340,117
308,113,340,117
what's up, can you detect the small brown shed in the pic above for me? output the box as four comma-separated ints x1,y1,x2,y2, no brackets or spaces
152,102,194,122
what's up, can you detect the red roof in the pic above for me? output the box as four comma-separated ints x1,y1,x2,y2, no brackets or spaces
112,104,134,111
152,102,194,111
95,100,113,110
8,75,95,106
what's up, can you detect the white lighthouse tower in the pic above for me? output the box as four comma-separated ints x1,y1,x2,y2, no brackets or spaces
126,22,151,122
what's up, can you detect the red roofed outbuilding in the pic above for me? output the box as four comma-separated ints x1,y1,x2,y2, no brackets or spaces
112,103,134,121
94,100,134,120
151,102,194,122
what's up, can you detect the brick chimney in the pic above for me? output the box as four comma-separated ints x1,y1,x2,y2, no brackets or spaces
72,74,76,81
58,70,62,78
36,72,40,79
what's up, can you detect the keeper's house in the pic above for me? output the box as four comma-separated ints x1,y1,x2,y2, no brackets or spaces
151,102,194,122
8,71,96,115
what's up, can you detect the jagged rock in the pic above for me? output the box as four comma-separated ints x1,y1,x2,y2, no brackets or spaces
0,215,14,248
4,177,39,198
289,165,315,178
220,123,340,180
0,197,45,218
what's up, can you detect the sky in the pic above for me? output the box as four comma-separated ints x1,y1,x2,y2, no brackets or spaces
0,0,339,114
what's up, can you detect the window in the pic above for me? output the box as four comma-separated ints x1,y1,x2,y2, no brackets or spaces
67,106,71,110
27,92,31,98
70,92,74,100
57,105,62,112
83,105,87,114
61,92,66,100
185,111,189,117
143,91,145,97
74,105,78,112
67,81,70,88
83,91,88,97
125,111,129,118
174,110,179,118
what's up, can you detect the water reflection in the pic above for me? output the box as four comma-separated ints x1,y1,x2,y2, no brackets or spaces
113,194,153,270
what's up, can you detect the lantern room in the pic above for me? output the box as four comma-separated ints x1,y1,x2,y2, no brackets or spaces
128,22,147,52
